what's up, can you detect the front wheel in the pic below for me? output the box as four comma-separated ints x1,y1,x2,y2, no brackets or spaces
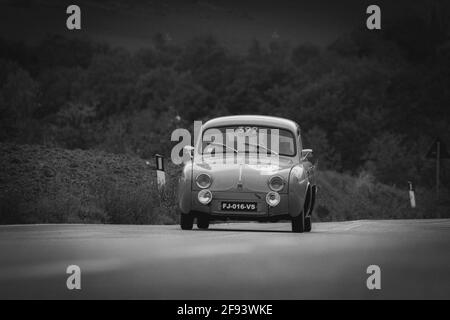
291,211,305,233
305,216,312,232
197,214,210,229
180,212,194,230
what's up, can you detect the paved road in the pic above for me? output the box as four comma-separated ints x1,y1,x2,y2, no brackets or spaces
0,220,449,299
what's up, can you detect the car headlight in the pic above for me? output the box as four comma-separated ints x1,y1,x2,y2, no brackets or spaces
196,173,212,189
266,191,280,207
198,189,212,205
268,176,285,192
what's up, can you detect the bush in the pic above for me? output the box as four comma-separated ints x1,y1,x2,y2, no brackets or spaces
316,170,404,221
0,143,179,224
313,170,449,222
0,191,24,224
91,175,178,224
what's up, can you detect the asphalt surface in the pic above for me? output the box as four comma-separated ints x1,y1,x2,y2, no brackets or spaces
0,219,449,299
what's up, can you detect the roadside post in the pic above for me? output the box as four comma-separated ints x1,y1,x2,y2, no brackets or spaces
437,140,440,198
407,181,416,208
425,138,449,200
155,154,166,190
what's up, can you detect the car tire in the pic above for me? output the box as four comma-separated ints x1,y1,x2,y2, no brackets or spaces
305,216,312,232
197,214,210,229
180,213,194,230
291,211,305,233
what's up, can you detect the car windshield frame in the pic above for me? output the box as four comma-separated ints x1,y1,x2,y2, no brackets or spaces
200,125,297,157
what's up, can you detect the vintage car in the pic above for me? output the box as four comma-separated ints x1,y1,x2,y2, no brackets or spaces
177,115,317,233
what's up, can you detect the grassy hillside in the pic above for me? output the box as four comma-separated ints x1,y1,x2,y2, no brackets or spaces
0,143,179,224
0,143,446,224
315,171,448,221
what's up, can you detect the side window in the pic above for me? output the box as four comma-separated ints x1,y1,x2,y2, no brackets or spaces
297,132,303,154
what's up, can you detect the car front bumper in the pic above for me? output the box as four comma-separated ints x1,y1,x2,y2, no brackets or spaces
191,191,289,218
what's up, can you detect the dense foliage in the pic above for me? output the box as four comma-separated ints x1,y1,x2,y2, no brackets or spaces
0,12,449,191
2,143,445,225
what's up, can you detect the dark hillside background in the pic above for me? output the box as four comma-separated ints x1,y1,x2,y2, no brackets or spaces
0,0,449,223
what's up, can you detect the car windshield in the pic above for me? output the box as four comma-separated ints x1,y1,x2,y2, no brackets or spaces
201,126,296,156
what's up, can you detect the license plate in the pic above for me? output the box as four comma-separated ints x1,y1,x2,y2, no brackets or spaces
221,201,257,212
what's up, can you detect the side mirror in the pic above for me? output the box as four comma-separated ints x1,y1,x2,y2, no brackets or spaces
183,145,195,162
301,148,313,161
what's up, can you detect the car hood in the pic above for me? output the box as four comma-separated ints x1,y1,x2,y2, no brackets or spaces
192,155,294,193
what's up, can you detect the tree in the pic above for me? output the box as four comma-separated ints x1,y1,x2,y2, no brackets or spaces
0,67,40,142
52,102,97,149
363,133,416,185
291,43,320,67
303,126,341,170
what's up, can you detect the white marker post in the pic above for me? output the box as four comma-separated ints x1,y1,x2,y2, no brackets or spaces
155,154,166,190
436,140,440,200
425,138,449,201
408,181,416,209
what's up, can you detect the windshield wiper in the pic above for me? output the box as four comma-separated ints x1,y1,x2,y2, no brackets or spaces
244,142,279,156
204,142,238,154
204,142,279,156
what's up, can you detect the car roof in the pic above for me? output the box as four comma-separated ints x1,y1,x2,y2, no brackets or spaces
202,115,300,133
